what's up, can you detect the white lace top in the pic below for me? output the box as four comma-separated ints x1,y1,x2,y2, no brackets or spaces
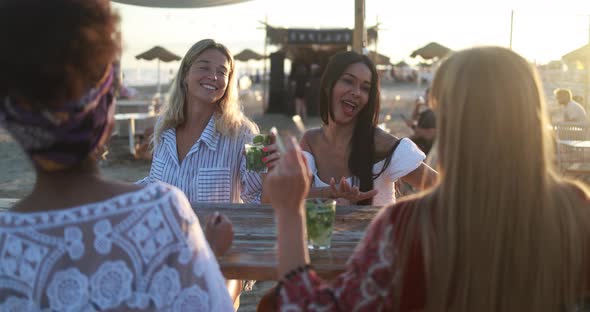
303,138,426,206
0,182,234,311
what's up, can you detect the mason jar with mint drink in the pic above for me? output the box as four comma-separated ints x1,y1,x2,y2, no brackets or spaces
305,198,337,250
245,134,272,173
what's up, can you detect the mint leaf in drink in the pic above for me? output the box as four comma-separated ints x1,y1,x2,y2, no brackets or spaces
253,134,265,144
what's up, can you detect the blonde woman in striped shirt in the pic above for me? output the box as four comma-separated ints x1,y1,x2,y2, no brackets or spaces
139,39,280,308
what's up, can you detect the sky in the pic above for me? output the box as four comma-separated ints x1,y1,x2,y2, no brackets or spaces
112,0,590,85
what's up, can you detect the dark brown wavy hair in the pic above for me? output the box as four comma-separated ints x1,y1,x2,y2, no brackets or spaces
319,51,381,205
0,0,120,108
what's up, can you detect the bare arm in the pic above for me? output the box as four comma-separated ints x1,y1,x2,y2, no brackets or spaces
400,162,438,190
411,100,423,122
413,127,436,141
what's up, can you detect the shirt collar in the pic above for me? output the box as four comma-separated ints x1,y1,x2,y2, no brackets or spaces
199,116,220,151
162,116,220,153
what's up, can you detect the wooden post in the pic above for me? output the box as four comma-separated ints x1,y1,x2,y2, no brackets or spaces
353,0,365,54
509,10,514,49
262,14,268,111
586,15,590,109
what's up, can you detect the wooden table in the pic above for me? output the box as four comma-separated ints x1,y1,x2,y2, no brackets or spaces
0,198,16,210
0,199,378,281
192,203,379,281
557,140,590,149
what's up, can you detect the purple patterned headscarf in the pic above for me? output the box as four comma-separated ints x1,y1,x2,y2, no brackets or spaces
0,63,118,171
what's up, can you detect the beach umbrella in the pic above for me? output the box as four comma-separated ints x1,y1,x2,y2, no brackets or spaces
135,46,181,95
112,0,253,8
411,42,452,60
563,44,590,64
367,51,391,66
234,49,265,62
394,60,409,67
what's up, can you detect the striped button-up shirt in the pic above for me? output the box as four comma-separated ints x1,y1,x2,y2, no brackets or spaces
138,117,263,204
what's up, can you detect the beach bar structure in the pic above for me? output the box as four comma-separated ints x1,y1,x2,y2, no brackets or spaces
264,24,379,115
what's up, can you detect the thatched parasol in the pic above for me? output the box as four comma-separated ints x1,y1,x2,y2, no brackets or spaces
234,49,265,62
562,44,590,64
411,42,452,60
112,0,253,8
394,60,409,67
367,51,391,66
135,46,181,95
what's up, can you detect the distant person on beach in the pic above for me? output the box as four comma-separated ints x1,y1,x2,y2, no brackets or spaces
291,63,309,120
299,51,438,207
554,88,588,124
573,95,585,106
405,88,437,154
137,39,280,307
267,46,590,312
0,1,233,310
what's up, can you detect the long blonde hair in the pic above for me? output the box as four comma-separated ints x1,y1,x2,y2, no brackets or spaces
403,47,590,311
152,39,256,147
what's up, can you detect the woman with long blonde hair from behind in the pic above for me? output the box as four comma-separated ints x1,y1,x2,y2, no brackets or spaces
265,46,590,311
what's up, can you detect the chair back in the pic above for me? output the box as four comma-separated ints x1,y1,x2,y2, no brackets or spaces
553,124,590,140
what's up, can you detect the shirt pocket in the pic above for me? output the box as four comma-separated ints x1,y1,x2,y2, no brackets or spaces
196,167,232,202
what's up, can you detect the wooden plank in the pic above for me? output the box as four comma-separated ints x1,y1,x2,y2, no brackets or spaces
0,198,17,210
192,203,379,280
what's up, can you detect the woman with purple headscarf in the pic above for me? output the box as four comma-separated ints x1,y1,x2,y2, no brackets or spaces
0,0,234,310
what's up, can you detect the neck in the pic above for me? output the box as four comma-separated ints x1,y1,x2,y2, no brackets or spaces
32,161,102,196
323,121,355,145
182,97,217,131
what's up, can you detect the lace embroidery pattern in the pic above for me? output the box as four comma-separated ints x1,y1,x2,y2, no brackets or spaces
0,183,234,311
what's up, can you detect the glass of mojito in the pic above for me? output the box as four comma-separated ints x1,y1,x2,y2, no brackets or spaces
305,198,337,250
245,134,272,173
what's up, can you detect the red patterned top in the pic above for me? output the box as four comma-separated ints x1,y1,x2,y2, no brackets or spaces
278,198,426,312
278,186,590,311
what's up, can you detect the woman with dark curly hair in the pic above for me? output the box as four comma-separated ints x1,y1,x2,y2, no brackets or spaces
0,1,234,310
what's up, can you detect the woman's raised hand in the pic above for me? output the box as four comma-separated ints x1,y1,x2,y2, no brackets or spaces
264,137,311,215
328,177,378,204
262,135,280,171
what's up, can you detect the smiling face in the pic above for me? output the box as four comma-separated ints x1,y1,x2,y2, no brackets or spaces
183,48,230,106
329,62,372,125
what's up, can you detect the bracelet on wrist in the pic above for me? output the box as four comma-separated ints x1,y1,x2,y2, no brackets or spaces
276,264,313,296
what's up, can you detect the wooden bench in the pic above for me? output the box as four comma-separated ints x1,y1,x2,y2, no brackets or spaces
114,112,156,156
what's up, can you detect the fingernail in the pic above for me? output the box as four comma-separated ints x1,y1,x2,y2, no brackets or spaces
262,147,268,152
262,157,267,162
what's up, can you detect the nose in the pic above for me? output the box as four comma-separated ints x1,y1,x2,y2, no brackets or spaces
350,83,361,97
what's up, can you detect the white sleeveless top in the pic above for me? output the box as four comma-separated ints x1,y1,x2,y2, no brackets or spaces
303,138,425,206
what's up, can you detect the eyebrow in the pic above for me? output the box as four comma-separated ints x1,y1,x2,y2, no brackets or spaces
194,60,228,71
342,72,371,86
